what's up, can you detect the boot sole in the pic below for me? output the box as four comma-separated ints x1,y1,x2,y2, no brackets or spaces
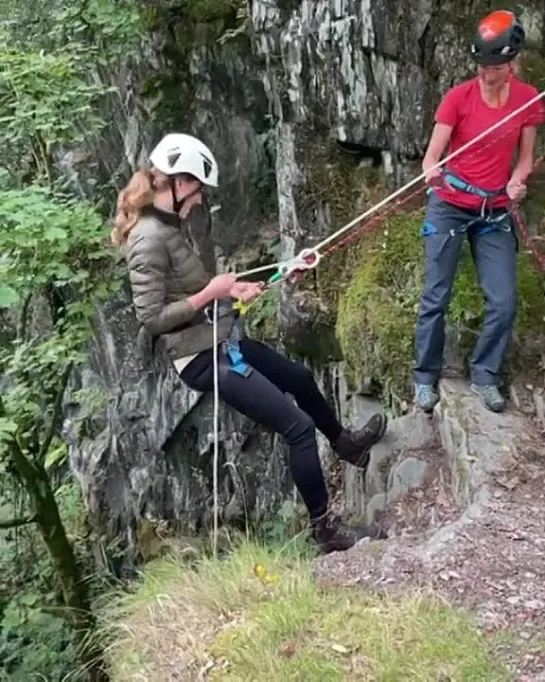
316,532,387,554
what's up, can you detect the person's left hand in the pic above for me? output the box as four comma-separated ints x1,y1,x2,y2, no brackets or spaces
230,280,264,303
506,178,527,203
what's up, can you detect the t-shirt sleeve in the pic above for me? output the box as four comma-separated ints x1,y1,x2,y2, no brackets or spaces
434,86,461,127
522,86,545,127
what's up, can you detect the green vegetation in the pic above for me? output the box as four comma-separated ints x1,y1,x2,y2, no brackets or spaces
104,540,507,681
140,0,250,130
0,483,101,681
0,2,136,680
185,0,246,24
142,0,246,28
245,287,281,344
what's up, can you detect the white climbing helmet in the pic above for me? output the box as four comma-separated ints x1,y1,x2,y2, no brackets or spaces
149,133,219,187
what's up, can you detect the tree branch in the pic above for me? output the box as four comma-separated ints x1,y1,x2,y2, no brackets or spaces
0,515,36,530
8,432,42,488
17,292,33,341
38,361,73,463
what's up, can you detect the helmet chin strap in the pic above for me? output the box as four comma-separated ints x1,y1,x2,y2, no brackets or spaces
170,177,183,215
169,177,203,217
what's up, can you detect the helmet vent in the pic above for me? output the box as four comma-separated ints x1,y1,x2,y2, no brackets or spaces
201,153,213,178
167,151,182,168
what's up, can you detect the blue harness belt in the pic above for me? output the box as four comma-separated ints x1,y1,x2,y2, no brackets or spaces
430,169,512,236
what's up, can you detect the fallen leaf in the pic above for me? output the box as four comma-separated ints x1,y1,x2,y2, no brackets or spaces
253,562,279,584
280,640,297,658
331,643,350,654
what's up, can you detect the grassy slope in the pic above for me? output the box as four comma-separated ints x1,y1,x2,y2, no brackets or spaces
103,540,507,681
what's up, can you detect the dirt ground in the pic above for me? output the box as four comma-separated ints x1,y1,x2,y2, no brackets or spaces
315,432,545,681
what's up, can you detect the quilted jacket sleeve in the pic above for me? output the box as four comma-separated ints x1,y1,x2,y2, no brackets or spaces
126,231,199,335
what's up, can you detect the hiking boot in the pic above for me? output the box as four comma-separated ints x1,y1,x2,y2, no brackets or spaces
414,383,439,412
310,512,387,554
333,412,388,469
470,383,505,413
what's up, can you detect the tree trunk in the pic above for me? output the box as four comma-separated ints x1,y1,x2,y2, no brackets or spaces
8,439,109,682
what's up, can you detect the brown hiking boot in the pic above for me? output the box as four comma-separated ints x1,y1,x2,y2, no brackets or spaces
310,512,387,554
333,412,388,470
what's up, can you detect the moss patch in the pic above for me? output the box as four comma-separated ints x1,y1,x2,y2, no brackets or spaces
244,287,280,345
336,209,545,410
336,211,425,410
139,0,249,130
299,138,387,315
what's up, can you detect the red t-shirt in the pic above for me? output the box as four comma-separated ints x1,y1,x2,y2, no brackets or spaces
433,76,544,209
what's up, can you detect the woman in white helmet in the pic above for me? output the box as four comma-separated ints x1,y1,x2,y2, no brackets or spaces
112,132,388,553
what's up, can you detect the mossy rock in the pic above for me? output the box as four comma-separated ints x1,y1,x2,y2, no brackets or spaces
336,209,545,411
301,139,383,227
299,138,387,315
244,287,280,345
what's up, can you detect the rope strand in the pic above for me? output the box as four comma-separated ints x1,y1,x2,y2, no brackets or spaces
212,298,219,558
237,89,545,281
314,89,545,253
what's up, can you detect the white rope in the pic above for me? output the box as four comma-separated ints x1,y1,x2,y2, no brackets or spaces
212,298,219,558
236,88,545,279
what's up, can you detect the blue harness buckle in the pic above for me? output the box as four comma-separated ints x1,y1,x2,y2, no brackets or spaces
223,340,252,377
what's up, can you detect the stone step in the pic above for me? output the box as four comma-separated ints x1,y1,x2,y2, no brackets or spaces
342,379,544,529
435,378,542,509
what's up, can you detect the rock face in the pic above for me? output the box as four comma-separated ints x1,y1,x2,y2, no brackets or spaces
314,380,545,679
65,0,545,559
64,282,292,560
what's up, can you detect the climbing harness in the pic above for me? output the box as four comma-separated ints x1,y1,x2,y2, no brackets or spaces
431,165,545,266
431,169,513,237
209,88,545,555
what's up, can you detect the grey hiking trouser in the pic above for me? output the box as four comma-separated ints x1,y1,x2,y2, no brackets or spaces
413,192,517,387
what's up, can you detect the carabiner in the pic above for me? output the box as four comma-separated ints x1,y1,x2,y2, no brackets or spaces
277,248,321,282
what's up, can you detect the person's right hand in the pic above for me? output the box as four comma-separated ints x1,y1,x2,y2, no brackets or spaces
230,281,264,302
424,166,455,191
205,272,238,300
424,166,443,187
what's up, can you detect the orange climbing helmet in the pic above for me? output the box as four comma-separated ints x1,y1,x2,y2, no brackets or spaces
470,10,525,65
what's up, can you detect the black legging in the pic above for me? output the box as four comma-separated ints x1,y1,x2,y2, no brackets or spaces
180,339,342,518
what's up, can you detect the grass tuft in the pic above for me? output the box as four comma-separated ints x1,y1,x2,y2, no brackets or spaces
102,540,507,681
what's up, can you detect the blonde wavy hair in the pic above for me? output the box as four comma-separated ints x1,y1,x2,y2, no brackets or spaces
111,169,171,248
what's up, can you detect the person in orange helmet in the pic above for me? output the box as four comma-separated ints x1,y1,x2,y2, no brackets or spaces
413,10,544,413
